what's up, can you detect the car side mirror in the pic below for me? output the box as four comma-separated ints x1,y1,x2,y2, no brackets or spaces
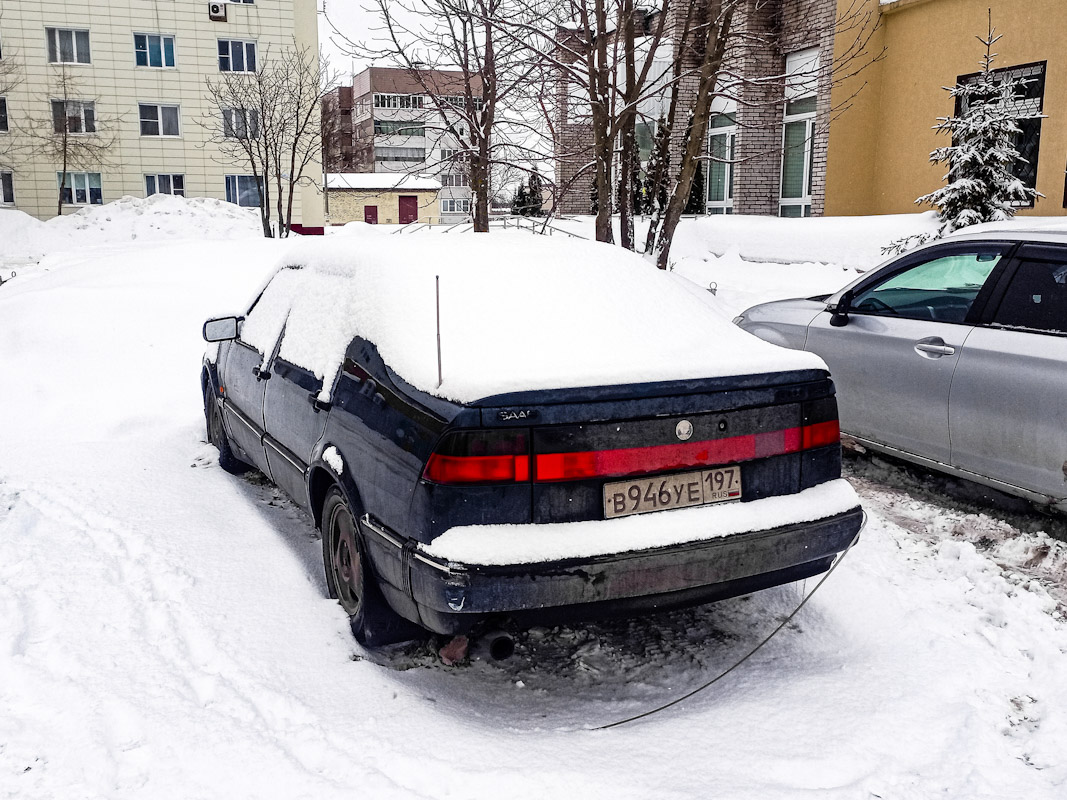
203,316,241,342
829,290,853,328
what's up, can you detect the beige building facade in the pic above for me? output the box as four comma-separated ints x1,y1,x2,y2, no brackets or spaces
0,0,323,225
827,0,1067,217
325,173,442,225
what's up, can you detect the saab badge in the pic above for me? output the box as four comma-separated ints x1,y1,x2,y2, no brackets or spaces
676,419,694,441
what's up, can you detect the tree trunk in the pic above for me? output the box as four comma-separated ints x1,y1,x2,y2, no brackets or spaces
617,0,637,251
655,2,733,270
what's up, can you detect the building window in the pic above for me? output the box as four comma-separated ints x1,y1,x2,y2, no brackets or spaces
440,173,468,187
218,40,256,73
1,172,13,204
47,28,91,64
374,120,425,136
51,100,95,134
225,175,261,207
139,104,180,137
0,97,7,133
441,198,470,214
223,108,259,139
373,93,425,110
441,95,483,111
375,147,425,162
58,172,102,205
134,34,175,68
958,61,1046,207
779,48,819,218
146,174,185,197
706,113,736,214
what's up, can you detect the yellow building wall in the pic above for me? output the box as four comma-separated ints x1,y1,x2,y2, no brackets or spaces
327,189,442,225
827,0,1067,216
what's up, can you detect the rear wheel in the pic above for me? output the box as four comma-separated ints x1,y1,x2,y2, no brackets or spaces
204,385,250,475
321,487,421,647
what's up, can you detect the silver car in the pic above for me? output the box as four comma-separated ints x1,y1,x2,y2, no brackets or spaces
735,230,1067,511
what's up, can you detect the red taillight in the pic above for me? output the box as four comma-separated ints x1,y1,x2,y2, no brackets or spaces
422,430,530,485
423,453,530,484
802,419,840,449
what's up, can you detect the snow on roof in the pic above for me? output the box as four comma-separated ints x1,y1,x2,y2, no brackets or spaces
326,173,442,192
239,233,827,404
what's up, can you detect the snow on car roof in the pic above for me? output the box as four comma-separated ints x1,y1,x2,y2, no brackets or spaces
240,233,827,404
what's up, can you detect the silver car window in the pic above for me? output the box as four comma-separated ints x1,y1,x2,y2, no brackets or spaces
852,251,1003,323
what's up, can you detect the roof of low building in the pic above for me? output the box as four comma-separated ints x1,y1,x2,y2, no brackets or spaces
326,173,442,191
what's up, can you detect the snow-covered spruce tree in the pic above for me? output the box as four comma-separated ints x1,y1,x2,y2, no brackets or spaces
526,168,544,217
885,15,1042,255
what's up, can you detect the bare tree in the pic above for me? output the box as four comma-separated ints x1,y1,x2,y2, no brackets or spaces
331,0,550,232
21,66,118,215
203,43,336,237
0,24,23,174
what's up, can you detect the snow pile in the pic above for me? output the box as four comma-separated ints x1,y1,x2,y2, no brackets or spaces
241,234,827,404
423,479,859,564
0,194,262,261
3,230,1067,798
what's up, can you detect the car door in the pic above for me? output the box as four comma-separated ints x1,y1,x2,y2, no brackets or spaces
262,347,330,509
804,243,1009,464
220,335,272,474
949,243,1067,501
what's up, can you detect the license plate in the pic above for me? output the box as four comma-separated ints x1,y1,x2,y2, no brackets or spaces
603,466,742,519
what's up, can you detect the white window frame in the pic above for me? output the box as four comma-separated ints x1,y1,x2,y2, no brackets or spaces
145,174,185,197
218,39,257,73
51,99,95,134
134,33,176,68
57,172,102,206
1,171,14,204
779,48,819,218
225,174,261,208
373,93,425,110
139,103,181,137
440,173,468,188
46,27,91,64
440,198,471,214
223,108,260,139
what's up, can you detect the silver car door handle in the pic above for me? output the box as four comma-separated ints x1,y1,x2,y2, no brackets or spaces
914,339,956,357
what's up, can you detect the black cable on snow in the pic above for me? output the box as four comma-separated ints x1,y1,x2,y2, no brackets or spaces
593,510,868,731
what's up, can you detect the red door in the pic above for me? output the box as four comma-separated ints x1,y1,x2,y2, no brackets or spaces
364,205,378,224
398,195,418,224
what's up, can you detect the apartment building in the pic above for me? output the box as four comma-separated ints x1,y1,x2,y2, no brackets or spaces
0,0,323,226
324,67,481,225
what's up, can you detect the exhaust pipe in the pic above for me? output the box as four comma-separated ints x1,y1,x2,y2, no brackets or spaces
473,629,515,661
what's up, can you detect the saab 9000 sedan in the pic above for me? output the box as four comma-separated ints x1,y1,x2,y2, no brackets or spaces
201,235,862,646
736,230,1067,512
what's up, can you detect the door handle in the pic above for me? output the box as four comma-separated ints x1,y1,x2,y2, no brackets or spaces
252,366,271,380
308,392,332,413
914,337,956,358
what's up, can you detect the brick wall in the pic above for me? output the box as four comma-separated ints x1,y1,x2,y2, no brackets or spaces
327,189,442,225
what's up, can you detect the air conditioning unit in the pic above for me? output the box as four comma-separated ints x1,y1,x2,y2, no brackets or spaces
208,2,227,22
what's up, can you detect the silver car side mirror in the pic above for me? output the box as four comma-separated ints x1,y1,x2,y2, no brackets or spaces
829,290,853,328
203,316,241,342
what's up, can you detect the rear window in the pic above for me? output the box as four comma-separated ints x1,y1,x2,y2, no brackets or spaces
992,258,1067,335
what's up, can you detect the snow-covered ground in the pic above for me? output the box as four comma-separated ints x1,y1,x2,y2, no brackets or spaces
2,200,1067,798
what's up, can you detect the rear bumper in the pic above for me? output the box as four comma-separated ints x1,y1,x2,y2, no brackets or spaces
361,505,864,635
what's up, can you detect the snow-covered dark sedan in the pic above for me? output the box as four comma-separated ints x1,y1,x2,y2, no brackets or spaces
202,235,862,645
736,230,1067,511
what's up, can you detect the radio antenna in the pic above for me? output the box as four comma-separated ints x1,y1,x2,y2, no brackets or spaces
436,275,443,388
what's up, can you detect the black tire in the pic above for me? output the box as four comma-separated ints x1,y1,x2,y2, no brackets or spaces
204,385,250,475
321,486,422,647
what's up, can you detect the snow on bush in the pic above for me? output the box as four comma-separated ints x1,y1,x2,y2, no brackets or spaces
239,234,827,404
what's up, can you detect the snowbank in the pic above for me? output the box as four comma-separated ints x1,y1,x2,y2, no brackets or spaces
242,234,827,404
0,194,262,261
